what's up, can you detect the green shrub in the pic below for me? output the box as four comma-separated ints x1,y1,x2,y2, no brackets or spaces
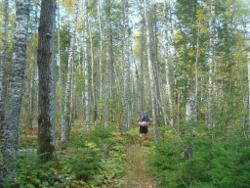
61,148,102,181
150,133,250,188
18,154,57,188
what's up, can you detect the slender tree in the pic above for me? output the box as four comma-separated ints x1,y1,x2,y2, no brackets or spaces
163,0,174,127
105,0,116,123
207,0,216,131
0,0,9,147
1,0,29,183
37,0,56,162
61,0,79,145
121,0,130,132
143,0,158,142
248,50,250,137
82,0,90,130
89,23,97,124
98,0,103,122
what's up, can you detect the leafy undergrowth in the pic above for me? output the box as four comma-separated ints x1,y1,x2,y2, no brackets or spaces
149,128,250,188
17,125,139,188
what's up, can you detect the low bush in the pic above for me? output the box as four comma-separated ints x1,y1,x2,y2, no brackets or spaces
150,131,250,188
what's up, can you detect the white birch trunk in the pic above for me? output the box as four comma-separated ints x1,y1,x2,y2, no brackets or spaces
140,25,145,112
121,0,130,132
56,0,62,85
248,51,250,137
143,0,158,143
61,0,79,145
82,0,90,131
186,95,197,133
98,0,103,122
207,0,215,130
0,0,9,147
89,23,97,124
1,0,29,182
163,0,174,127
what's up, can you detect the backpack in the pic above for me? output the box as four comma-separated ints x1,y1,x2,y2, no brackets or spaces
140,112,149,121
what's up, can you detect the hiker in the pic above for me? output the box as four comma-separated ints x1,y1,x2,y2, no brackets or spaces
138,112,151,139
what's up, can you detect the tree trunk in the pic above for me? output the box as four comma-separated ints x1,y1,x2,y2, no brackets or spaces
163,0,174,127
140,24,145,112
248,51,250,138
207,0,215,131
186,95,197,133
168,0,178,128
89,23,97,124
0,0,9,148
1,0,29,183
61,0,79,145
98,0,103,122
121,0,130,133
105,0,116,123
37,0,56,162
143,0,158,143
82,0,90,131
56,0,63,122
28,60,36,128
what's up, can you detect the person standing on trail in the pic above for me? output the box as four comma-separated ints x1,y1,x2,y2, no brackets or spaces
138,112,151,139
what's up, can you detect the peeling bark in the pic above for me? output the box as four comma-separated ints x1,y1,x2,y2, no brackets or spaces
1,0,29,183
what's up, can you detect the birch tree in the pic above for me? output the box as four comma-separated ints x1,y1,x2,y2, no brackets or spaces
89,22,97,124
1,0,29,183
82,0,90,130
139,24,145,112
143,0,158,142
0,0,9,147
61,0,79,145
121,0,130,132
37,0,56,162
163,0,174,127
207,0,216,130
248,50,250,137
98,0,103,122
105,0,116,123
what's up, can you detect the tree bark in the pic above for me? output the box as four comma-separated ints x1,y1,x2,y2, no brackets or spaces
207,0,216,131
37,0,56,162
1,0,29,183
139,24,145,112
121,0,130,133
105,0,116,123
143,0,158,143
98,0,103,122
248,51,250,138
0,0,9,148
163,0,174,127
89,23,97,124
61,0,79,145
82,0,90,131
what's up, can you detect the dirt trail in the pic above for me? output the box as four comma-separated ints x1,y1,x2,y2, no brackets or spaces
123,144,158,188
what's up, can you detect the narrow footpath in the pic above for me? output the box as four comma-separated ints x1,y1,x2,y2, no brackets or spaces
123,143,158,188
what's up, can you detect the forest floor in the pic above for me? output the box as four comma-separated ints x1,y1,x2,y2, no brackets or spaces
123,139,158,188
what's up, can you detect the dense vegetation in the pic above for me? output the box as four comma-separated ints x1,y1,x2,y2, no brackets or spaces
0,0,250,187
150,128,250,188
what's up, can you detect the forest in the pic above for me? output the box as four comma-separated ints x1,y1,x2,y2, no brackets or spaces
0,0,250,187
